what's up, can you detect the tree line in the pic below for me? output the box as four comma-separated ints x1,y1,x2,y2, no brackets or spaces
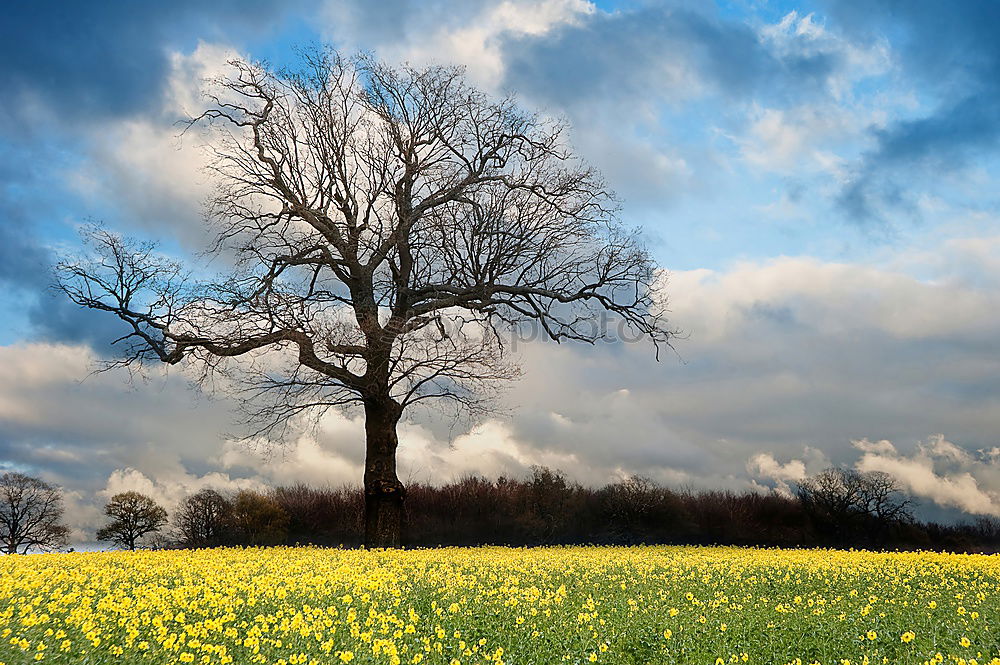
2,468,998,554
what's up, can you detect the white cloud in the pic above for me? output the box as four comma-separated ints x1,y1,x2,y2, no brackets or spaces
101,467,264,514
668,254,1000,343
322,0,593,89
70,42,239,246
0,343,92,424
747,452,808,496
748,453,807,482
758,10,892,100
739,104,856,176
851,438,897,455
854,435,1000,516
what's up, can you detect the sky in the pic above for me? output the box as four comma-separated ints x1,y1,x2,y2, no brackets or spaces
2,0,1000,543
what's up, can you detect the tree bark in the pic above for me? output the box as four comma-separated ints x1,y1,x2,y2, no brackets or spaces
363,397,406,548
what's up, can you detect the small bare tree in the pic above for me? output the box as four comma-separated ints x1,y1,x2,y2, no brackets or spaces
0,472,70,554
96,491,168,550
56,48,673,547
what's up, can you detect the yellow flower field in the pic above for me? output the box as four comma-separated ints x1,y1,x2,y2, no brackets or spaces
0,546,996,665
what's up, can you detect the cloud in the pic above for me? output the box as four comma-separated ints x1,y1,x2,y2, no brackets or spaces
500,6,836,111
826,1,1000,221
747,452,809,496
102,467,267,514
68,43,239,247
0,0,316,127
851,438,896,455
7,228,1000,540
854,435,1000,517
319,1,888,218
0,38,246,343
0,342,237,489
322,0,592,90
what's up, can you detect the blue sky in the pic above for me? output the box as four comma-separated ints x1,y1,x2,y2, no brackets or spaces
2,0,1000,539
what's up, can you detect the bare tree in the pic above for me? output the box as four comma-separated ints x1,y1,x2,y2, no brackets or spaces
796,468,912,542
96,491,168,550
56,48,674,547
857,470,913,524
0,472,70,554
176,489,232,548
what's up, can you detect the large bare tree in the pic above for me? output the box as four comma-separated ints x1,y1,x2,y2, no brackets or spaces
0,472,70,554
57,48,673,547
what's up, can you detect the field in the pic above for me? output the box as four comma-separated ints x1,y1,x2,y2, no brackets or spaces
0,546,996,665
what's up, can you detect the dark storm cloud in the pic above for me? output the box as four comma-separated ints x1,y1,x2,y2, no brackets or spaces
0,1,319,344
0,0,316,124
0,141,64,291
0,222,122,348
499,5,838,109
0,221,50,291
0,141,131,348
826,0,1000,220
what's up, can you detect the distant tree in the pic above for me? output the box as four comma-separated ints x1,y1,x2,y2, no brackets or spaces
176,489,232,548
520,467,578,543
56,46,674,548
599,476,681,544
230,490,289,546
0,472,70,554
96,491,168,550
796,468,912,541
857,470,914,523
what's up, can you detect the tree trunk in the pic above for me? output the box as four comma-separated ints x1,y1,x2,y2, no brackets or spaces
363,397,406,548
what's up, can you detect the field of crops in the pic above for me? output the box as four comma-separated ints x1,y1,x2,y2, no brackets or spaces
0,546,996,665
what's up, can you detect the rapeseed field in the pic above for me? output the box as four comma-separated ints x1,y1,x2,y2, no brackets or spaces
0,546,996,665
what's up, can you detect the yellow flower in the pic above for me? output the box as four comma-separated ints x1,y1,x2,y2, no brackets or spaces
339,651,355,663
867,630,877,641
900,631,915,643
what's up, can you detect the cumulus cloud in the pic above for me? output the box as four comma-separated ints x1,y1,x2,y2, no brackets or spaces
747,452,808,496
853,435,1000,517
329,0,594,90
102,467,266,513
69,42,241,247
851,438,896,455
